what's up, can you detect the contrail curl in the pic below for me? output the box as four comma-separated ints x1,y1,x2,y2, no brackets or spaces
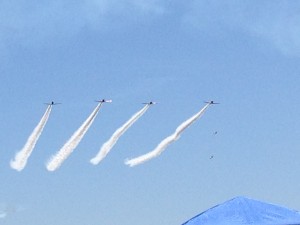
125,103,211,167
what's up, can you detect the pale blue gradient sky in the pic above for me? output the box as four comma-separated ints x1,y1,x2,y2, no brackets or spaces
1,1,300,224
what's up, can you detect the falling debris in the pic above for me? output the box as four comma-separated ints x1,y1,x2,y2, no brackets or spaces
125,103,211,167
46,103,103,171
10,105,52,171
90,104,150,165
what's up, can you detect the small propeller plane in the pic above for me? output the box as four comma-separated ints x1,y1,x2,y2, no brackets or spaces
96,99,112,103
44,101,61,105
204,101,220,105
142,101,156,105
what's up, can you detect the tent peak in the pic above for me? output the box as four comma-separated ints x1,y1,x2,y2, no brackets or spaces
182,196,300,225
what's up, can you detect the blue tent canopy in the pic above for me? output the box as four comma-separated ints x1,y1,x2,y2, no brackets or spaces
182,196,300,225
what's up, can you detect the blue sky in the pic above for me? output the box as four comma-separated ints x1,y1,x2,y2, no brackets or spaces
1,1,300,224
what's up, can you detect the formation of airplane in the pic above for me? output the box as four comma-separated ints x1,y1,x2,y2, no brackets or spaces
42,99,219,163
45,100,219,106
44,101,61,105
44,100,160,106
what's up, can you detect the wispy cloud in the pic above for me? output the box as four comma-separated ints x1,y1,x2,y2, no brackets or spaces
183,0,300,56
0,0,166,52
4,1,299,57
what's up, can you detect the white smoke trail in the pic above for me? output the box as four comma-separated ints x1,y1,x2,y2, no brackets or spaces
125,103,211,167
10,105,52,171
90,104,150,165
46,103,102,171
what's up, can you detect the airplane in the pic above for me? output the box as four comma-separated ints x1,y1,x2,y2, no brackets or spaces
95,99,112,103
44,101,61,105
205,101,220,104
142,101,156,105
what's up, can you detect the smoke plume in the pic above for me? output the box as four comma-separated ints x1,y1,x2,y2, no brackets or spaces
10,105,52,171
46,103,102,171
125,103,211,167
90,104,150,165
